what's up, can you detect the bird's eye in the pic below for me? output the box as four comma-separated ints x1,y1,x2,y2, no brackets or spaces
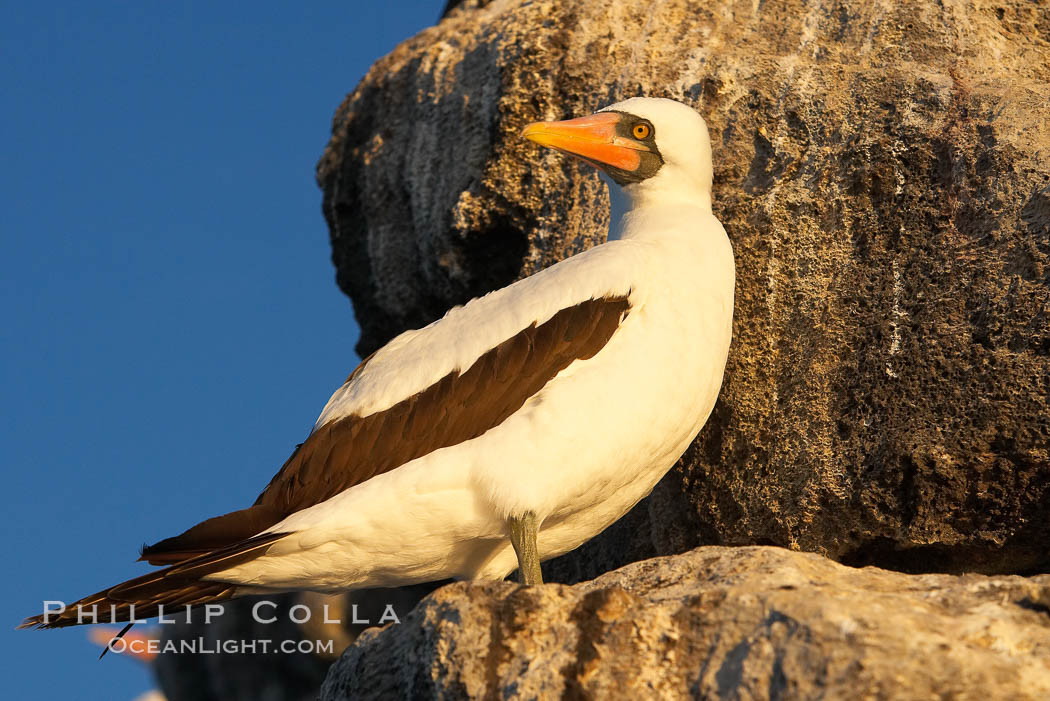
632,123,652,140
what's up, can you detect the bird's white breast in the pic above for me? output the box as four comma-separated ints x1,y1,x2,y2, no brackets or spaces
468,206,734,563
214,206,734,590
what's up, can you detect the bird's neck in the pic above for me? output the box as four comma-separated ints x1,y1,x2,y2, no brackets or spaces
603,174,633,242
604,176,714,243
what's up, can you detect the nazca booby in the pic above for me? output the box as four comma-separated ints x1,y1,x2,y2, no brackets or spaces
21,96,735,629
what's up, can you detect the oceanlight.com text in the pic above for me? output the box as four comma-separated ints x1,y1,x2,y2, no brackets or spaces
108,636,337,656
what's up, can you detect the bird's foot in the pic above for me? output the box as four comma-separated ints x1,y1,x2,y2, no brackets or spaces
508,511,543,585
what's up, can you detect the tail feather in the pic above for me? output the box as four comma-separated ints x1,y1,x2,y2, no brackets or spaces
19,531,287,630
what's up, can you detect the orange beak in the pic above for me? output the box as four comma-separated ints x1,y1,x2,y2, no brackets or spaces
521,112,647,172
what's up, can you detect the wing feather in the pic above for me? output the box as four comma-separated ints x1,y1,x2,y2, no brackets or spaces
140,294,631,565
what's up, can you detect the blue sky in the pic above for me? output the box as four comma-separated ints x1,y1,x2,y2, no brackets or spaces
2,2,440,698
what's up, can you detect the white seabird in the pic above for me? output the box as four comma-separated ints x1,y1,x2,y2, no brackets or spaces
22,96,735,629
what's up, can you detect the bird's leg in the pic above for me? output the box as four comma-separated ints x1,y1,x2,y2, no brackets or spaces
508,511,542,585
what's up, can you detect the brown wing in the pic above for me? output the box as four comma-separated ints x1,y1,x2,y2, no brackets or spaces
141,295,630,564
21,532,287,628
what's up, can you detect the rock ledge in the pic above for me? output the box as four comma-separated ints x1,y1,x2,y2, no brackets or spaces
321,546,1050,700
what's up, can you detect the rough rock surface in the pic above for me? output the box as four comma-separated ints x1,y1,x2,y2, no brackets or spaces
317,0,1050,577
320,546,1050,700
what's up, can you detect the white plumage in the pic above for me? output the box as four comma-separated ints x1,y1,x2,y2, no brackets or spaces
21,97,735,632
215,97,735,591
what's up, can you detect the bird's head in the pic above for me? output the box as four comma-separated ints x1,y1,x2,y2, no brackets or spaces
522,97,713,209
